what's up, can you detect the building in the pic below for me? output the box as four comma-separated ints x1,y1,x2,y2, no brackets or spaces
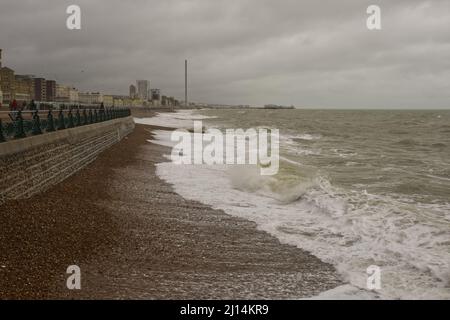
113,98,123,107
67,88,79,103
102,95,114,107
0,49,3,105
78,92,103,105
0,69,36,104
131,98,145,107
147,89,152,101
14,77,32,103
15,75,35,100
136,80,149,100
150,88,160,101
167,96,176,107
150,89,161,107
122,97,132,107
33,78,47,102
0,66,15,104
129,84,136,99
111,95,130,107
161,95,167,107
0,50,35,105
56,84,79,103
45,80,56,102
161,95,176,108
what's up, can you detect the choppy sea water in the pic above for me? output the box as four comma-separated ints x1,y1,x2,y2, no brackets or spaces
136,109,450,299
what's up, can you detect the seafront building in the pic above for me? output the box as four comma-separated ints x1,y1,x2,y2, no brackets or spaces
0,67,15,103
33,78,47,102
129,85,136,99
79,92,104,105
150,88,161,107
0,49,3,104
102,95,114,107
0,67,35,104
136,80,149,100
45,80,56,102
0,49,180,108
127,82,179,107
56,84,79,103
15,75,35,101
112,95,124,107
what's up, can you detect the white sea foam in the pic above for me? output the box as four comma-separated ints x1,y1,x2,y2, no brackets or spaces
147,130,178,148
134,110,217,129
280,134,322,156
143,110,450,300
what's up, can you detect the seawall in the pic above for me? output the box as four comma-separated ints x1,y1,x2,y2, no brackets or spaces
0,116,135,203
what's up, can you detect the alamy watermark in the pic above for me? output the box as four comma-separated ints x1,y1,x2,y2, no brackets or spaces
170,121,280,176
66,265,81,290
367,5,382,30
66,5,381,31
66,5,81,30
366,265,381,290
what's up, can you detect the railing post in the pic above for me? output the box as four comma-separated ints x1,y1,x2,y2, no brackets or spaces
94,109,98,123
88,109,93,124
58,108,66,130
14,111,26,139
82,109,87,125
31,110,42,135
0,119,5,142
67,109,74,128
75,108,81,126
47,110,55,132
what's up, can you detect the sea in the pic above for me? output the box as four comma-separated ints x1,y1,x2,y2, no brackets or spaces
135,108,450,299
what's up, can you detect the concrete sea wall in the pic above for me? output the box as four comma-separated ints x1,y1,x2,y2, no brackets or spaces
0,116,135,203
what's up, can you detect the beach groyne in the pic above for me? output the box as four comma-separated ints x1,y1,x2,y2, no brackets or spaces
0,116,135,203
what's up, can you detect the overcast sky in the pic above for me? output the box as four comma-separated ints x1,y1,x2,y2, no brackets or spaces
1,0,449,108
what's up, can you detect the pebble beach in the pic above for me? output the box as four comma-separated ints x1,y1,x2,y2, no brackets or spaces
0,111,342,299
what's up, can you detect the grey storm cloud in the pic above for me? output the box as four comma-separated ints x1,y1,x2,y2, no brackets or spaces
1,0,449,108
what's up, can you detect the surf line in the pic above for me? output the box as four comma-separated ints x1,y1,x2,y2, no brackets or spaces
170,120,280,176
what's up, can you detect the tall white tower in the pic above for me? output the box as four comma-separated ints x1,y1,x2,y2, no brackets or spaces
185,59,188,107
0,49,3,105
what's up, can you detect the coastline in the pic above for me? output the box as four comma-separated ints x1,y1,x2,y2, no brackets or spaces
0,114,343,299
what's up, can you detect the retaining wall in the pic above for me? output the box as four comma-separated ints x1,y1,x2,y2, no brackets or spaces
0,116,135,203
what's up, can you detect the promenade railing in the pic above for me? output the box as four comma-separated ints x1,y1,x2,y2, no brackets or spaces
0,106,131,143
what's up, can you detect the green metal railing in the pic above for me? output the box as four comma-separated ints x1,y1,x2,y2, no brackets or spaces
0,106,131,143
